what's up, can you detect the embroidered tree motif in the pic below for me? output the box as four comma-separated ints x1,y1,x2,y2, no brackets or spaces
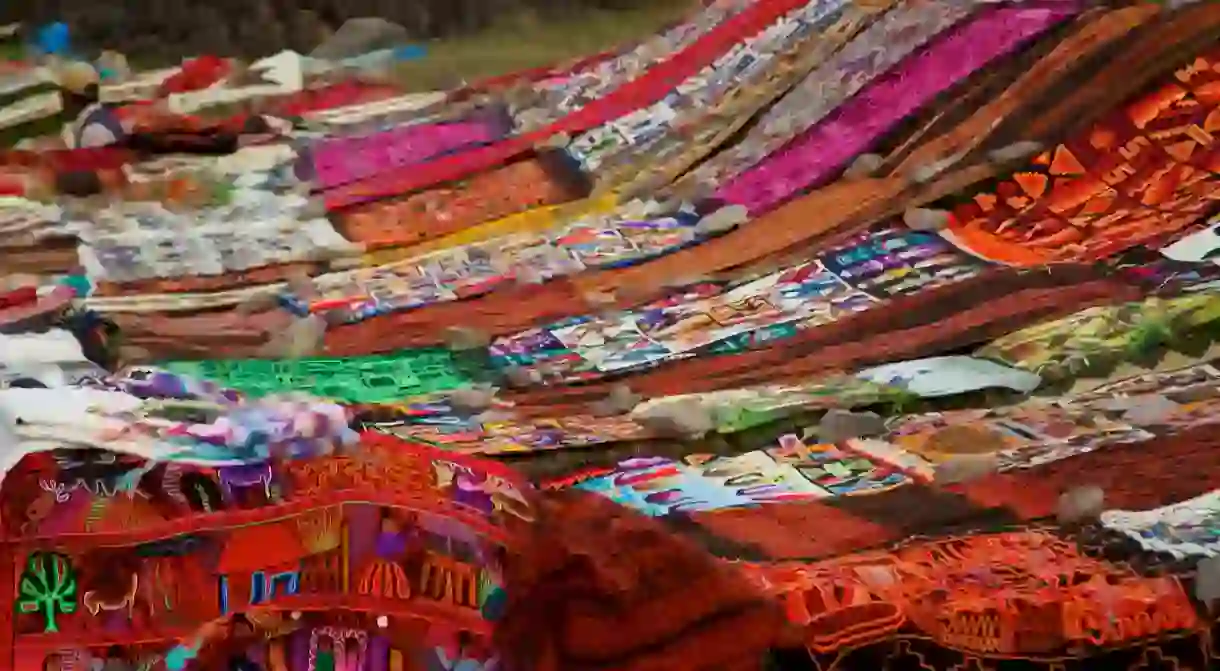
16,551,78,632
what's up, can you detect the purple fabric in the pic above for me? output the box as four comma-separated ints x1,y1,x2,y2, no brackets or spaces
374,532,407,558
292,629,310,671
310,119,507,190
369,637,389,671
713,3,1079,214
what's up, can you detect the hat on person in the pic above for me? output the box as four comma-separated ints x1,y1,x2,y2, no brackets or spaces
53,61,100,96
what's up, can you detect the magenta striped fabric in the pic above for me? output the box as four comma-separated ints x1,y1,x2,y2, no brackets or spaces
712,2,1079,214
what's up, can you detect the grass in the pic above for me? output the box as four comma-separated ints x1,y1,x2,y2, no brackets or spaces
0,2,692,95
388,2,695,91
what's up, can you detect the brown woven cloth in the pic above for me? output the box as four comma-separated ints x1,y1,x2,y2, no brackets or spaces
496,489,792,671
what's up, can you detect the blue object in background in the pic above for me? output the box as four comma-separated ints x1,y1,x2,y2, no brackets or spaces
34,22,70,56
392,44,427,61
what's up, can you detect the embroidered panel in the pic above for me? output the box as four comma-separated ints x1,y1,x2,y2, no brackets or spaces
945,48,1220,265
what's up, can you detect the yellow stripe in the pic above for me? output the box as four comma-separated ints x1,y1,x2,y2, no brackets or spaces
361,193,620,266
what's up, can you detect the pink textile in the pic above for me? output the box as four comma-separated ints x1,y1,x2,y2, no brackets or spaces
309,119,506,190
713,3,1079,214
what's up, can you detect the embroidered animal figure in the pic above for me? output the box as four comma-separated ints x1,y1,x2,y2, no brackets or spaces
433,461,534,521
481,474,534,522
84,573,138,618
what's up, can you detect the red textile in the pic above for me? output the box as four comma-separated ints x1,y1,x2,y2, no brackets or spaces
32,147,134,173
156,55,231,97
270,82,400,118
0,174,25,196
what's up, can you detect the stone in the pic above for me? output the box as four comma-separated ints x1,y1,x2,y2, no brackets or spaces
1056,485,1105,525
903,207,952,231
1167,385,1220,404
235,290,281,315
502,365,542,388
309,17,409,61
513,265,547,285
97,50,131,81
986,141,1044,164
633,398,714,438
816,409,887,443
261,314,327,359
588,384,641,417
299,198,329,220
535,132,571,151
1194,555,1220,606
842,153,884,180
442,326,491,351
447,385,498,414
1119,394,1181,426
694,205,748,236
473,409,517,423
933,454,1000,485
904,158,953,185
285,269,317,302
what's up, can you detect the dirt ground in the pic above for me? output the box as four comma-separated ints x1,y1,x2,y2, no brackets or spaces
388,1,692,90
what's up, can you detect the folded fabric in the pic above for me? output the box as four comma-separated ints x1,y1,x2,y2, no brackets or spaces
0,327,88,366
496,490,790,670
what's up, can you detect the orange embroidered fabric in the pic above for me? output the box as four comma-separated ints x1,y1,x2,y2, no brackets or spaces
946,47,1220,265
739,530,1201,659
337,158,583,250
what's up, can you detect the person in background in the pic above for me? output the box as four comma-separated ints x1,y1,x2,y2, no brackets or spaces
99,646,133,671
224,615,266,671
227,653,263,671
54,61,127,149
